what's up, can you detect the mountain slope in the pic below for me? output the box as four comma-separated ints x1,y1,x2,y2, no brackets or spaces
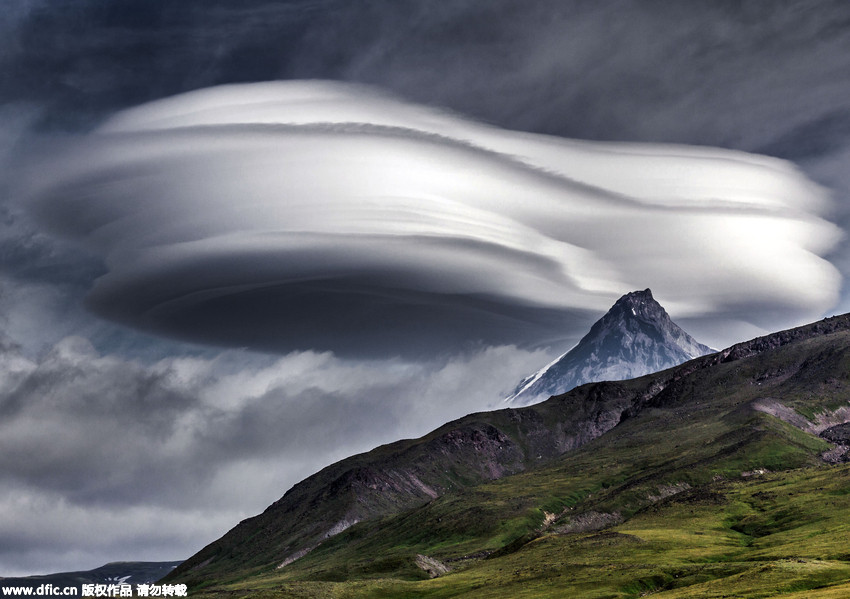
507,289,714,405
168,313,850,593
167,377,643,579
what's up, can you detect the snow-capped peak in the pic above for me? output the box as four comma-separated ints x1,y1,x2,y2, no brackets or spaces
506,289,714,406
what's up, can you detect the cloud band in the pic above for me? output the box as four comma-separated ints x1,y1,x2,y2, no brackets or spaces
23,81,842,355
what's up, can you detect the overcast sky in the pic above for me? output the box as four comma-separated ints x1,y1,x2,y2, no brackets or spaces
2,0,850,577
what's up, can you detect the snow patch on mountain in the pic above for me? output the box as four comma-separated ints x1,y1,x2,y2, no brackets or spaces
506,346,574,403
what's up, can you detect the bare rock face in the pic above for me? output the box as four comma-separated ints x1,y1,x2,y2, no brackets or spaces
414,554,451,578
508,289,714,406
821,423,850,444
819,423,850,463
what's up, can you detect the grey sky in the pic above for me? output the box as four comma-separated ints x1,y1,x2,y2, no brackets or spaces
2,0,850,576
0,337,549,575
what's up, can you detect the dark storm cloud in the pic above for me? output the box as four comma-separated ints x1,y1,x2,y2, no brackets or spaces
6,0,850,150
0,103,119,355
314,0,850,148
0,210,103,287
0,0,342,129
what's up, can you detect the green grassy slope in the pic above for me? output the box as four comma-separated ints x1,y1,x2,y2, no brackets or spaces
169,375,643,581
214,465,850,598
171,316,850,597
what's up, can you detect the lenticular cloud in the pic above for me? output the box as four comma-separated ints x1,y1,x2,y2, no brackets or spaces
24,81,841,355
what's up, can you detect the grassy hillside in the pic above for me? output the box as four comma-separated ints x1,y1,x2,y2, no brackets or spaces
169,373,642,580
197,466,850,598
170,316,850,597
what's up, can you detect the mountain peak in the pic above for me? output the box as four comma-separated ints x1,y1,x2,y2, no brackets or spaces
609,288,663,319
507,290,713,405
618,288,653,303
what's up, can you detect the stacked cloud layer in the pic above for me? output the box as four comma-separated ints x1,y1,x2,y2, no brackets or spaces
22,81,842,355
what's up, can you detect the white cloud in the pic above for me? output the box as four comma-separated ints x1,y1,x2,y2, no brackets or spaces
19,81,841,355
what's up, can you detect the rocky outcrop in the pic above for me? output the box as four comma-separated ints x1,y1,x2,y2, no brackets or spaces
414,554,451,578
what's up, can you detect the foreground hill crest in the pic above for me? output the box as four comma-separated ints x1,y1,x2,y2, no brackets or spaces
507,289,714,405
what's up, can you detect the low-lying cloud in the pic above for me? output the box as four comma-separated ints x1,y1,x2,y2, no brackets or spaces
21,81,842,355
0,335,549,576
